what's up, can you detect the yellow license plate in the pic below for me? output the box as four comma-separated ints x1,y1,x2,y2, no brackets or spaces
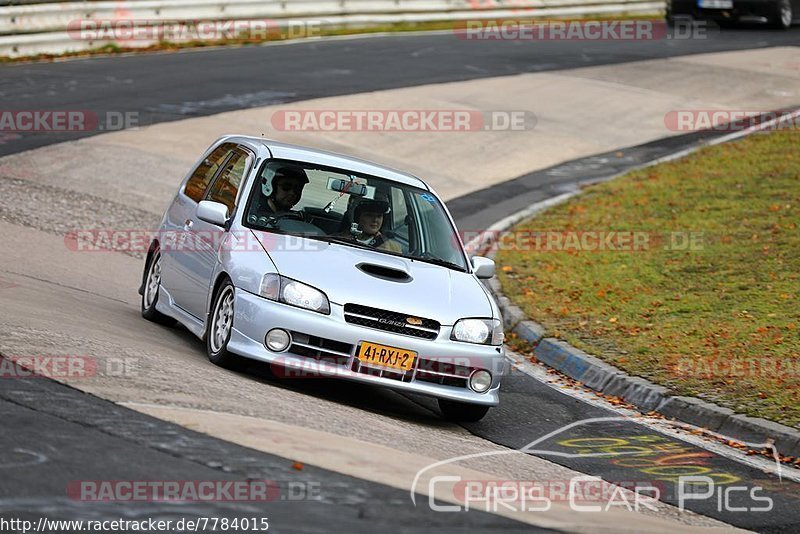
358,342,417,372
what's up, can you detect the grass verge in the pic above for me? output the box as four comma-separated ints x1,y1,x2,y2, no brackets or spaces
497,130,800,428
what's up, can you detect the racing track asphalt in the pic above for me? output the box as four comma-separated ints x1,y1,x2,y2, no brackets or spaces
2,27,800,532
0,355,537,533
2,26,799,157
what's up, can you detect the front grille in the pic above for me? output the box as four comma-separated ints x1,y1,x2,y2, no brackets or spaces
289,331,353,366
414,358,472,388
351,358,413,382
351,355,472,389
343,303,440,340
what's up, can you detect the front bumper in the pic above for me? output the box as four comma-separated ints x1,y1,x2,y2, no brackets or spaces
229,288,506,406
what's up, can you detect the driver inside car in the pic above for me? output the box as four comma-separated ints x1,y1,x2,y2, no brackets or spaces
345,196,402,253
262,166,309,214
248,165,310,227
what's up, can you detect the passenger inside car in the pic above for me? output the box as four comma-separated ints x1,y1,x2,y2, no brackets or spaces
343,195,402,253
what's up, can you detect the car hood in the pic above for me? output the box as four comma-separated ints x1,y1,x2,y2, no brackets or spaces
252,231,493,325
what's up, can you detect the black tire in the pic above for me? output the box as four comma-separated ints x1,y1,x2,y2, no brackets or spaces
141,247,176,326
770,0,793,29
438,399,490,422
206,278,242,369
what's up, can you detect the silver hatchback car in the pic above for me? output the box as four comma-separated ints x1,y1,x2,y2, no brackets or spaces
140,135,505,421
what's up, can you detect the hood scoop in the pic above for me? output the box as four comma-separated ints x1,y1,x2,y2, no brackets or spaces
356,263,412,283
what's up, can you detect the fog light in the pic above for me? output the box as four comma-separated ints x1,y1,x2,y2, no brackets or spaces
265,329,291,352
469,370,492,393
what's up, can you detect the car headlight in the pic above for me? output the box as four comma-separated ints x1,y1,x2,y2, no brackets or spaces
451,318,503,345
259,274,330,315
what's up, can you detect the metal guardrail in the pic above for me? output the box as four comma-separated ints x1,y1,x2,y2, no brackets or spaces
0,0,664,57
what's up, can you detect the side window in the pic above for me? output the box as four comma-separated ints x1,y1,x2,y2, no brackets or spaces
184,143,235,202
206,149,251,215
411,193,461,264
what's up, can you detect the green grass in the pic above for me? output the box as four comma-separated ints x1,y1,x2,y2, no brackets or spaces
497,130,800,428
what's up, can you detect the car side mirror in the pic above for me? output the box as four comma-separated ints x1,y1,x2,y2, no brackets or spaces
197,200,229,227
471,256,495,279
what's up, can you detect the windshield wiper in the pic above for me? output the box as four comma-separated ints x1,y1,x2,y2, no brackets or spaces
312,235,350,244
412,255,467,272
311,235,411,257
309,235,370,249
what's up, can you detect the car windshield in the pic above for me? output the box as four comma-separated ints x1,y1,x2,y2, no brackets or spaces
242,159,469,271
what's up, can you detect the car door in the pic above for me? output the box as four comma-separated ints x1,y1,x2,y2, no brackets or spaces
179,146,253,320
160,142,236,314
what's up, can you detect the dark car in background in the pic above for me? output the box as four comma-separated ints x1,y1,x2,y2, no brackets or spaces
667,0,797,28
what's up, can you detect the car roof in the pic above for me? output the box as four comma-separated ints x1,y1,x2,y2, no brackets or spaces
229,135,430,191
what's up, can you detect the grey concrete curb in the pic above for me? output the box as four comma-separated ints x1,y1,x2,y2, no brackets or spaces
485,279,800,457
474,112,800,458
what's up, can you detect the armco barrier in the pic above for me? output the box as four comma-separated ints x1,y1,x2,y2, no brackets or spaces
0,0,664,57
